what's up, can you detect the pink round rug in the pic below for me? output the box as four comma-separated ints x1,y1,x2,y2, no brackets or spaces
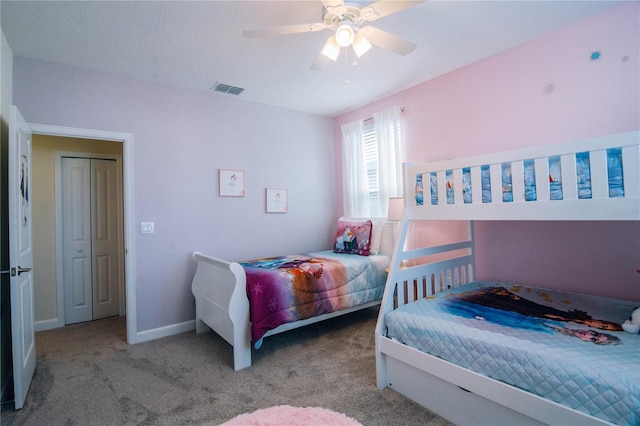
221,405,362,425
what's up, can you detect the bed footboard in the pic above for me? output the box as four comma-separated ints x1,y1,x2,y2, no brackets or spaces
191,252,251,371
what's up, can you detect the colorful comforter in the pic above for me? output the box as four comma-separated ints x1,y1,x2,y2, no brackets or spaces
241,250,389,347
385,282,640,425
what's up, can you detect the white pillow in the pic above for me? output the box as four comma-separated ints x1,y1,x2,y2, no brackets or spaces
369,219,383,255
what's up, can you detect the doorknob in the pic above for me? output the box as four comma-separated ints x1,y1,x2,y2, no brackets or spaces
17,266,32,276
0,267,31,276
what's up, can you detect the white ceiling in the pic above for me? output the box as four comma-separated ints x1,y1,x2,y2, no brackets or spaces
1,0,626,117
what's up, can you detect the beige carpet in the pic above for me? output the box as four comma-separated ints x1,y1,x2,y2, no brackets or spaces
1,309,453,425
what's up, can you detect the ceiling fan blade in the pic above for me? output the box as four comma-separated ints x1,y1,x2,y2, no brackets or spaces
321,0,347,16
361,1,426,22
243,22,327,38
321,0,345,8
359,26,417,56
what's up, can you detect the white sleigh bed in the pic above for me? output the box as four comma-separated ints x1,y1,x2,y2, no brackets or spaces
192,218,394,371
375,131,639,425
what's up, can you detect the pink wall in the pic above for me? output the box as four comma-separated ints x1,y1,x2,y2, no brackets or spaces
335,3,640,301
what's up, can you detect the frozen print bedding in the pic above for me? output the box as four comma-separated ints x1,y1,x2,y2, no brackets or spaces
241,250,389,347
384,282,640,425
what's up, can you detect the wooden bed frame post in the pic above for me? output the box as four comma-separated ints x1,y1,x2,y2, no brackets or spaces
468,220,475,282
375,209,410,389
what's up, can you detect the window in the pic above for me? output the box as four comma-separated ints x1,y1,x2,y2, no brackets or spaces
341,106,404,218
362,119,381,217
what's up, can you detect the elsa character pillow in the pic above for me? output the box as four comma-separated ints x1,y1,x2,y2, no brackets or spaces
333,220,372,256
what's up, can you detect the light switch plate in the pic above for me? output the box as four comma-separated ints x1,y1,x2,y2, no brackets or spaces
141,221,154,234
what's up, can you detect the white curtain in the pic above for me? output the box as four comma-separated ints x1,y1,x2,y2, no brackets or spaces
374,105,404,218
341,119,369,217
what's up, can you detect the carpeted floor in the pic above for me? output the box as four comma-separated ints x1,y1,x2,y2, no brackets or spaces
1,308,453,425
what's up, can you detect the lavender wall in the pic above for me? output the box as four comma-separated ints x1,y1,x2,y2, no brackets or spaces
14,58,336,332
335,3,640,301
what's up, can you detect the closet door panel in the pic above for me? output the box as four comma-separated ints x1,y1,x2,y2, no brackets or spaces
62,158,93,324
91,159,120,320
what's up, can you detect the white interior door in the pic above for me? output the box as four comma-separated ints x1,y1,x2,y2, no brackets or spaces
62,158,120,324
9,106,36,410
91,159,120,320
62,158,93,324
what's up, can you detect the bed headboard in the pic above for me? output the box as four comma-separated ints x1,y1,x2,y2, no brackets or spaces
405,131,639,221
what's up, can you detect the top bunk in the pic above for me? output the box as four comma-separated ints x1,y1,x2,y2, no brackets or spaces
407,131,639,221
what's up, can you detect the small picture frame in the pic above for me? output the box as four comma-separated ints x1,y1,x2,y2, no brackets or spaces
219,169,245,197
266,188,287,213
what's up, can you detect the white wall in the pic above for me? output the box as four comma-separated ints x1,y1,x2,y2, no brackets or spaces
13,58,336,333
0,33,10,119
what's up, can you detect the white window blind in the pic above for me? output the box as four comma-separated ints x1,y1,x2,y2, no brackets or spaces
363,119,381,217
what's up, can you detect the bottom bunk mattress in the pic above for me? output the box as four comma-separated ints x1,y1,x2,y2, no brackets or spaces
241,250,389,346
384,281,640,425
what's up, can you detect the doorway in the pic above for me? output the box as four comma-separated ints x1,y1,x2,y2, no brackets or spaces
33,136,125,331
61,156,124,325
29,124,137,345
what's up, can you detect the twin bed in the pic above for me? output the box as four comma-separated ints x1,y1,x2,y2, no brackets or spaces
375,131,639,425
191,218,394,370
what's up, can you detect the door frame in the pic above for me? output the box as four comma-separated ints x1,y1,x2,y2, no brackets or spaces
56,153,125,325
30,123,137,344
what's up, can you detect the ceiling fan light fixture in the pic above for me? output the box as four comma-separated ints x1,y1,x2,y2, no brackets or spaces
334,22,355,47
243,1,423,70
352,33,372,57
321,36,341,61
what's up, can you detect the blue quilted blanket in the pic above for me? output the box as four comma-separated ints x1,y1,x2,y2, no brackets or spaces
385,282,640,425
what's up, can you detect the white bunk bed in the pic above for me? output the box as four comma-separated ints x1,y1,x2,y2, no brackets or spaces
375,131,639,426
192,218,395,371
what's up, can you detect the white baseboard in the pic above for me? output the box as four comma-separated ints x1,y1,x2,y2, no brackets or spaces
33,317,195,344
135,320,195,344
34,318,62,332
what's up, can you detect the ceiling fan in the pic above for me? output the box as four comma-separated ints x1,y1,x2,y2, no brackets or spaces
243,1,425,70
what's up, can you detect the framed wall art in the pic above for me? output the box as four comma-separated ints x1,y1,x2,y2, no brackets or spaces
219,169,245,197
266,188,287,213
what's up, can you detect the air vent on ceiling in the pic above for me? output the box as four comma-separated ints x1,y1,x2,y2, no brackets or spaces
211,82,244,95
